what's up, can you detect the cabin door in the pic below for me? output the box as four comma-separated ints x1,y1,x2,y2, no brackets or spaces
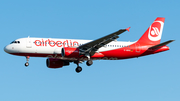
26,37,32,48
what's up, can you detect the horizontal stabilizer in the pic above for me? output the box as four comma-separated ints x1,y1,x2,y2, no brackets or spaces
149,40,174,49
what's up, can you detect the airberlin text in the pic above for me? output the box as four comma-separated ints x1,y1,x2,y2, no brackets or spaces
34,39,79,47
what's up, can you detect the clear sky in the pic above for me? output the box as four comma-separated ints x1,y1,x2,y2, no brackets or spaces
0,0,179,101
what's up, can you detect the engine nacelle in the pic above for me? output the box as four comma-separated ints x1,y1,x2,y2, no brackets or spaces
61,47,80,57
46,58,69,68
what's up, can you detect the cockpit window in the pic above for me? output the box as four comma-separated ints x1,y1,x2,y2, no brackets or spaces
10,41,20,44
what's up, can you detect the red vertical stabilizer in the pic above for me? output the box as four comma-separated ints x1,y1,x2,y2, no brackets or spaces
137,17,165,45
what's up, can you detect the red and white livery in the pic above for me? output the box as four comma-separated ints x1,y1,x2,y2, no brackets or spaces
4,17,174,73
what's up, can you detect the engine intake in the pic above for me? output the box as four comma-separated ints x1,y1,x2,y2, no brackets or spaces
46,58,69,68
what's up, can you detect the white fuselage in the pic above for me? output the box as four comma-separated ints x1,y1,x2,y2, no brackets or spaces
4,37,135,60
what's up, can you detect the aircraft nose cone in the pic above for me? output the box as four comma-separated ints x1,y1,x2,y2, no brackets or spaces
4,45,11,53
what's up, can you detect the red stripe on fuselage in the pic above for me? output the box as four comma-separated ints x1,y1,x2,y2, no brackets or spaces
9,45,169,60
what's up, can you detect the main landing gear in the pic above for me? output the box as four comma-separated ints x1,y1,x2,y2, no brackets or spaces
86,60,93,66
74,61,82,73
25,56,30,67
74,59,93,73
86,55,93,66
76,66,82,73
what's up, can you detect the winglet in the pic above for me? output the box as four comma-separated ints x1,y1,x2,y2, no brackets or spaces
126,27,131,32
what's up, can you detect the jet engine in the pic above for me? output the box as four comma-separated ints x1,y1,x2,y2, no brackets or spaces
61,47,80,57
46,58,69,68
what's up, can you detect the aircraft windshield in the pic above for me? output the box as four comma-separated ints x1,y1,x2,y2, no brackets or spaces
10,41,20,44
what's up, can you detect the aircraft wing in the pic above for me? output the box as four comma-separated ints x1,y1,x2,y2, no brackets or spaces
78,27,130,56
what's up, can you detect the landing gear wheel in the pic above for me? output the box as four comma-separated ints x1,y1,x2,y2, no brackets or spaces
86,60,93,66
75,66,82,73
25,62,29,67
25,56,30,67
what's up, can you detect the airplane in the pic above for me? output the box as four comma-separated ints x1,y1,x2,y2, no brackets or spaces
4,17,174,73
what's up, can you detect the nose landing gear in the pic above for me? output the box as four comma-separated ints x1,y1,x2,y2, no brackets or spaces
25,56,30,67
25,62,29,67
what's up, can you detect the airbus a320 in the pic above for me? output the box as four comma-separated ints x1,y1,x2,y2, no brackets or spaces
4,17,174,73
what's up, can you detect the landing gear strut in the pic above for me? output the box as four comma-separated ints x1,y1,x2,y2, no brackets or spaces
25,56,30,67
74,61,82,73
74,55,93,73
86,55,93,66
